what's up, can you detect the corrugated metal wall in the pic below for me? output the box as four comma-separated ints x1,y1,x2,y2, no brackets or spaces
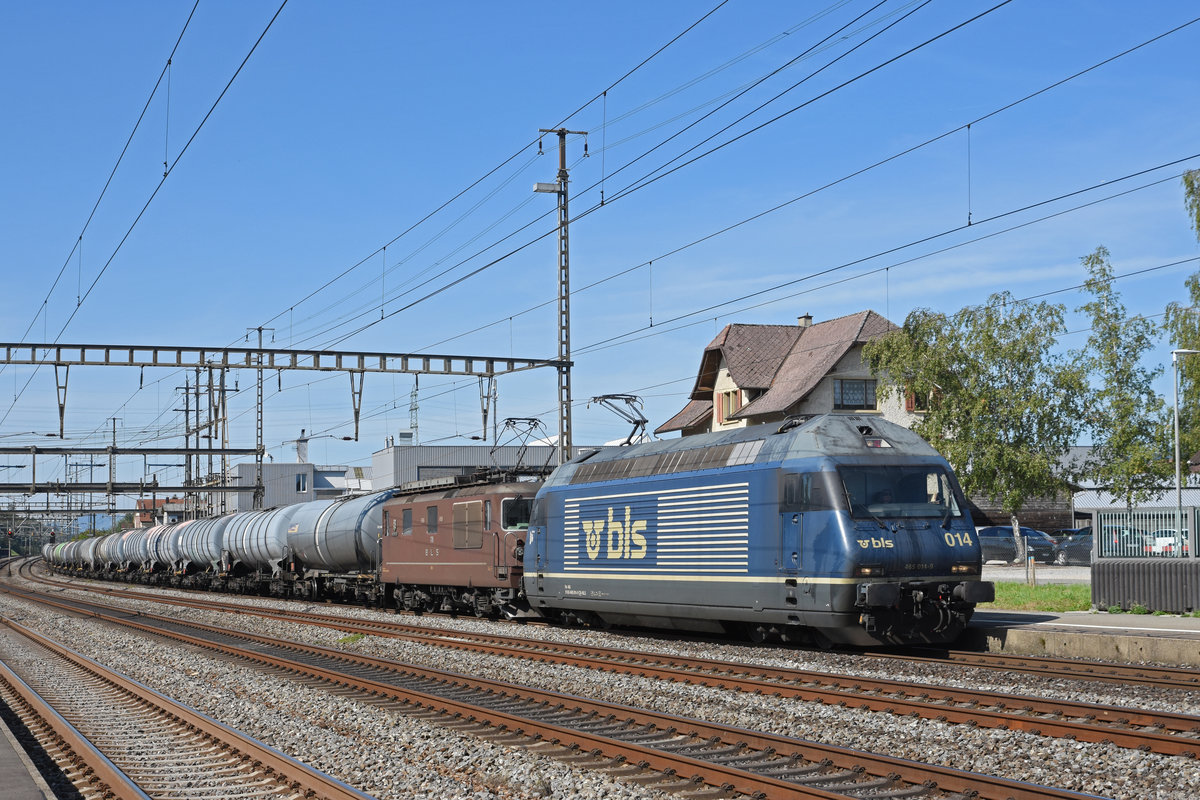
1093,559,1200,613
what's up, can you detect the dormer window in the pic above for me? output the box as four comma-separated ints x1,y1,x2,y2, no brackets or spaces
719,390,742,423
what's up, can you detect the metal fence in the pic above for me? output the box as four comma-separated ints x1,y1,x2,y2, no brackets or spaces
1092,507,1196,559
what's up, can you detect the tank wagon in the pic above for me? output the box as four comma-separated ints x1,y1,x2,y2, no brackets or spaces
45,414,993,647
525,414,993,646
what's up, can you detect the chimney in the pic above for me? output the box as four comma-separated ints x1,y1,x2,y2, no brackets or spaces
798,314,813,329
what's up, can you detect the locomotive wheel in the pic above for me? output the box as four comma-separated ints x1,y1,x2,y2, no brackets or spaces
744,624,770,644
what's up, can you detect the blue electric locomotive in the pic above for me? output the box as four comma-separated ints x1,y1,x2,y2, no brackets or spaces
523,413,993,646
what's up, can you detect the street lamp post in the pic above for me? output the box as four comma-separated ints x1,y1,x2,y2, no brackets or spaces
1173,349,1200,558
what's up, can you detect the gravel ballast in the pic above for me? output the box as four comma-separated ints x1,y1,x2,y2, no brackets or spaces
5,569,1200,799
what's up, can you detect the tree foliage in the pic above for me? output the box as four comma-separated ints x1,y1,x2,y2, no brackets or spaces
1163,169,1200,469
1184,169,1200,241
863,293,1085,519
1074,246,1170,506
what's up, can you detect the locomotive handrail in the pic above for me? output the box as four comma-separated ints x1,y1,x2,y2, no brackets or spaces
498,530,523,570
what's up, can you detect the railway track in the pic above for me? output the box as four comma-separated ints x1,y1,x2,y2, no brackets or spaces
0,614,374,800
881,647,1200,692
1,580,1105,800
21,568,1200,759
29,563,1200,691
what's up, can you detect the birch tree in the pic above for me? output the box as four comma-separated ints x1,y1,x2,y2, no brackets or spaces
1163,169,1200,470
1075,246,1170,506
863,293,1085,548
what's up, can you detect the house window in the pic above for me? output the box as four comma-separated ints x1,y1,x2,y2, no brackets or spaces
833,379,877,411
719,390,742,423
296,473,308,492
905,389,929,413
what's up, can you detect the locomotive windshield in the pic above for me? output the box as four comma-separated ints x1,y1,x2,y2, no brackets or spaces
502,496,532,530
839,465,963,520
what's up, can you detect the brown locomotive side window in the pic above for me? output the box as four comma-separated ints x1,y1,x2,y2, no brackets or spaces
426,506,438,535
452,500,484,549
502,497,532,531
402,508,412,536
484,500,492,530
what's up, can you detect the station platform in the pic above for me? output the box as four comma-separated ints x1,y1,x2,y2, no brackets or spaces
965,608,1200,666
972,563,1200,666
0,716,55,800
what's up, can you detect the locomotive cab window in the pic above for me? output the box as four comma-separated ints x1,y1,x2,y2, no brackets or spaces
426,506,438,534
839,465,963,520
401,508,412,536
781,472,842,512
502,497,531,530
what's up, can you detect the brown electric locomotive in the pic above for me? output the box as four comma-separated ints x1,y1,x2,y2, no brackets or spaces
379,476,539,617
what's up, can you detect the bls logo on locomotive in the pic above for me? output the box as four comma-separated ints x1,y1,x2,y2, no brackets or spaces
582,506,648,560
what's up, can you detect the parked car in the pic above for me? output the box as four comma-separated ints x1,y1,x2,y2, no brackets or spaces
1049,526,1090,541
1146,528,1190,556
974,526,1056,564
976,526,1017,563
1053,532,1093,565
1098,525,1151,558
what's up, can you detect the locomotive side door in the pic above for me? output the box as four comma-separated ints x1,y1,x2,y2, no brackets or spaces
779,472,805,574
527,497,546,593
780,513,801,574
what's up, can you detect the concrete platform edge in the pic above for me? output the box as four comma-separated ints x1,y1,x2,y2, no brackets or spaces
0,712,56,800
960,624,1200,667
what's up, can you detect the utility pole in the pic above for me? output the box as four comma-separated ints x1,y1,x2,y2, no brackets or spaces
409,376,419,445
247,327,272,509
535,127,586,465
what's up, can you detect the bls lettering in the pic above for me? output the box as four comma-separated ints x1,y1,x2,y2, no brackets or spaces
582,506,648,560
857,538,894,549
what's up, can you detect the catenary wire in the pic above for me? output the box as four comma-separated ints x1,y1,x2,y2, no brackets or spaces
252,0,733,337
405,12,1200,356
13,1,738,469
264,1,924,350
575,154,1200,355
288,1,1019,350
0,1,290,434
0,1,201,381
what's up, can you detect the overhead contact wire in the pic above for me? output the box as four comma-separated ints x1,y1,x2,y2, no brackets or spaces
0,1,289,433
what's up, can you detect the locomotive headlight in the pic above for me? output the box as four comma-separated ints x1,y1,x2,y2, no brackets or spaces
855,565,884,577
950,564,977,574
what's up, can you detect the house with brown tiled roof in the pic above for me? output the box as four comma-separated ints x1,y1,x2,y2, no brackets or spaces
656,310,919,436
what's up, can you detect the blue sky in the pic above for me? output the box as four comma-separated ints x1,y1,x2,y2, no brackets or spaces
1,1,1198,488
